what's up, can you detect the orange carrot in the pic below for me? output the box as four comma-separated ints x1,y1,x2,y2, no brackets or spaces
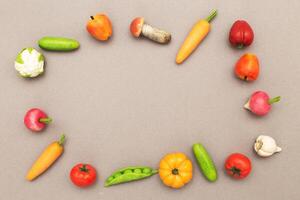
26,135,65,181
176,10,217,64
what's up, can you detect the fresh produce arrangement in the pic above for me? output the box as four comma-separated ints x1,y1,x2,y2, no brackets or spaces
130,17,171,44
70,163,97,187
15,7,283,192
24,108,52,132
244,91,281,116
26,135,65,181
15,47,44,78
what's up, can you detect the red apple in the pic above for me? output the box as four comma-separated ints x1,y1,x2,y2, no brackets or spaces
86,14,112,41
235,53,260,81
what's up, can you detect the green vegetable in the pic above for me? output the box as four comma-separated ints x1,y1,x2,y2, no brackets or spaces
104,166,158,187
15,49,25,64
38,37,80,51
192,143,218,182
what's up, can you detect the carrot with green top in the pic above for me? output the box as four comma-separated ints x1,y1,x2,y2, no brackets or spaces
26,135,66,181
176,10,217,64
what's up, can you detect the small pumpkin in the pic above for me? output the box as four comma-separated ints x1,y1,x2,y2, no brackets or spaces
159,152,193,189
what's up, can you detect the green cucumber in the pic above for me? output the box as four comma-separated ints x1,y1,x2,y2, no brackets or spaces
38,37,80,51
192,143,218,182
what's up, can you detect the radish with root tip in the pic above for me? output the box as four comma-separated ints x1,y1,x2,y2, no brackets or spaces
244,91,280,116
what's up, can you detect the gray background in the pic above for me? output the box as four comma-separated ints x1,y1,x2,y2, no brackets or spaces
0,0,299,199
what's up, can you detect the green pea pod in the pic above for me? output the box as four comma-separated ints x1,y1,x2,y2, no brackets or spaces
193,143,218,182
38,37,80,51
104,166,158,187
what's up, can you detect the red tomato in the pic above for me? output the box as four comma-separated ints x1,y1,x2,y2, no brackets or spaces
224,153,252,179
70,164,97,187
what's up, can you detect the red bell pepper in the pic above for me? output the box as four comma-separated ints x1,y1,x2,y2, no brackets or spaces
229,20,254,48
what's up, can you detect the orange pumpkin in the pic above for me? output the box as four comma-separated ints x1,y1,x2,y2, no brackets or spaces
159,152,193,189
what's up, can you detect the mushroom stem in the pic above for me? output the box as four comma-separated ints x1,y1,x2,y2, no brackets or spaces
141,23,171,44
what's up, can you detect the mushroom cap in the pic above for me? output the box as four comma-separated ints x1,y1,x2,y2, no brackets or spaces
130,17,145,37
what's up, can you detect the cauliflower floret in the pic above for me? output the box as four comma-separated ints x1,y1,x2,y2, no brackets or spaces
15,48,44,78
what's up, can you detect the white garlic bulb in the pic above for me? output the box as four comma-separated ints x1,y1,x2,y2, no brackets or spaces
254,135,282,157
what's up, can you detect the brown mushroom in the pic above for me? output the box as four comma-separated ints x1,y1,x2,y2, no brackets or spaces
130,17,171,44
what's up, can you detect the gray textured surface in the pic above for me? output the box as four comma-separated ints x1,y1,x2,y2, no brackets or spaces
0,0,299,199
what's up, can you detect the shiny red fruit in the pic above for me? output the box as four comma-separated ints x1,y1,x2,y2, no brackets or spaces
225,153,252,179
70,164,97,187
235,53,259,81
229,20,254,48
86,14,112,41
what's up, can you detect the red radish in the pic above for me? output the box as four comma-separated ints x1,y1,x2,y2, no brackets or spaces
24,108,52,132
244,91,281,116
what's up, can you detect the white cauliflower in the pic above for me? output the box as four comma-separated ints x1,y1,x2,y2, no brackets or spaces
15,48,44,78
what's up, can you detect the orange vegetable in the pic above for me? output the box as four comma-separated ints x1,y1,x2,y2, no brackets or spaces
86,14,112,41
176,10,217,64
159,152,193,189
26,135,65,181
